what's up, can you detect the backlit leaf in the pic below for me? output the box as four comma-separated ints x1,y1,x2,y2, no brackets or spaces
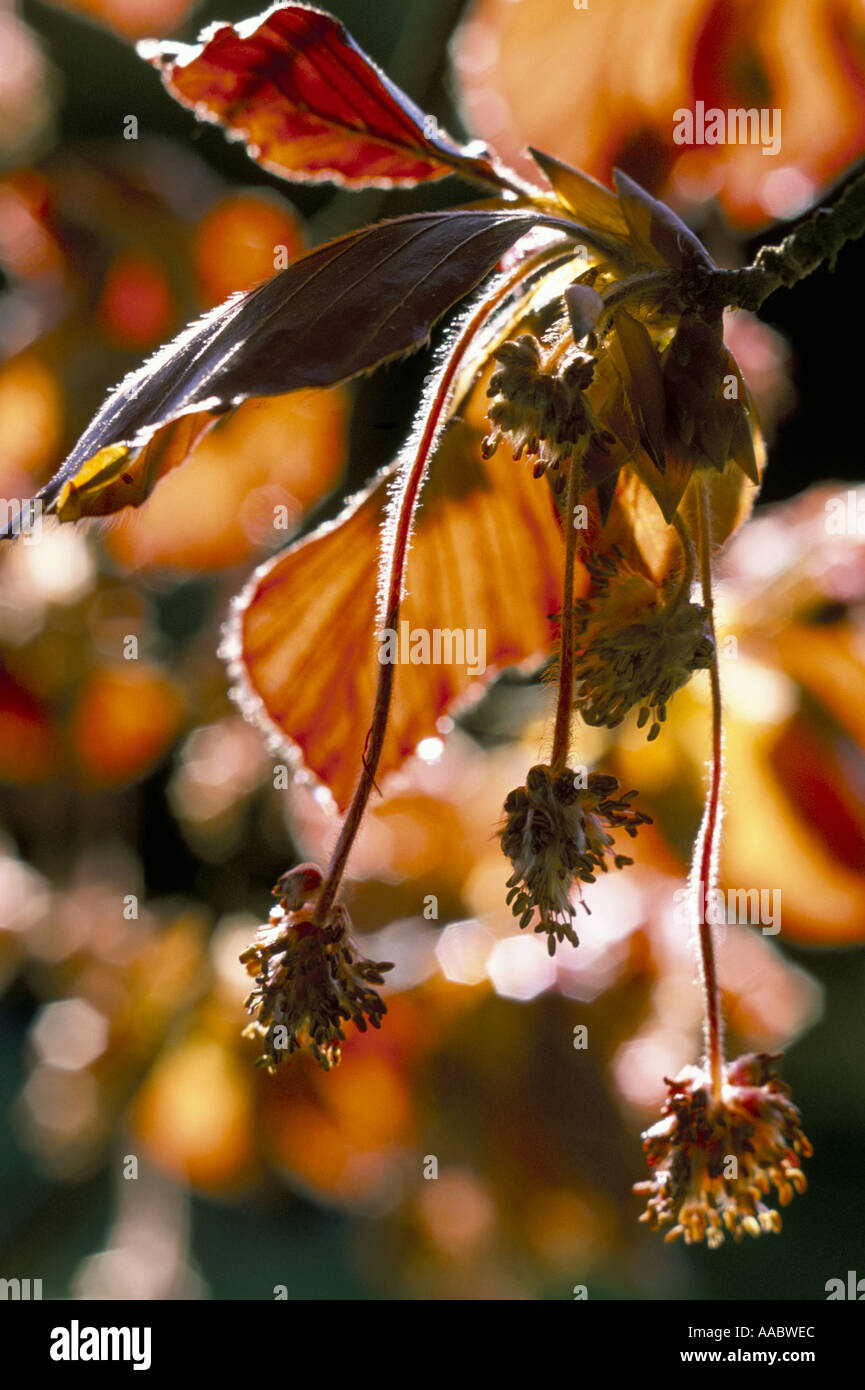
456,0,865,228
228,372,566,811
71,665,184,785
528,146,631,252
104,390,346,571
140,3,507,190
609,309,667,470
4,208,543,531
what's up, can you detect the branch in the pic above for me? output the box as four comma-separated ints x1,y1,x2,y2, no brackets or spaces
685,161,865,315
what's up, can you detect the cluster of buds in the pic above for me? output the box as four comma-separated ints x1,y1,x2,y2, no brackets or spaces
634,1054,812,1248
573,549,714,739
481,334,601,488
500,763,651,953
240,864,393,1072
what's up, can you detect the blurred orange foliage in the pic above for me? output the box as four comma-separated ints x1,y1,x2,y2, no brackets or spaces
71,665,184,785
456,0,865,227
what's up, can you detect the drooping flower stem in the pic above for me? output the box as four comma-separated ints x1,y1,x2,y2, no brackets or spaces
551,450,583,771
312,248,566,928
692,479,725,1103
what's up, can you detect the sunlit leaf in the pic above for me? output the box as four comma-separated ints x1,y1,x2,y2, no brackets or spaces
193,192,305,306
529,147,630,244
609,309,667,470
105,390,346,571
3,208,544,532
71,665,184,785
0,352,63,495
613,168,712,272
97,250,176,350
0,670,59,783
140,3,506,190
723,709,865,947
260,1016,417,1204
47,0,201,42
132,1033,256,1191
49,413,217,523
229,368,565,811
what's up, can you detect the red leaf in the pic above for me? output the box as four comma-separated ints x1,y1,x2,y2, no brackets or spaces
5,208,543,530
140,3,505,190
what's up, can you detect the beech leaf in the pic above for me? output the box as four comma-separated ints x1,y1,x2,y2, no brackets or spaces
226,382,565,811
139,3,506,190
5,208,543,529
610,308,667,471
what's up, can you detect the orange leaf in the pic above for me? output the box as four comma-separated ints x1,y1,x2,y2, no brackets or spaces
50,413,216,524
229,389,565,811
528,147,632,256
193,192,306,306
722,710,865,946
0,671,58,783
609,309,667,470
132,1033,255,1191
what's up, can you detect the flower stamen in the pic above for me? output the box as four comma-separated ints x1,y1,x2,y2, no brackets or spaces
241,865,392,1072
500,762,651,953
635,1054,812,1248
572,547,714,739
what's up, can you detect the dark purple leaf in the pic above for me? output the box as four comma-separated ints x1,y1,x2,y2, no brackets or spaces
7,208,545,528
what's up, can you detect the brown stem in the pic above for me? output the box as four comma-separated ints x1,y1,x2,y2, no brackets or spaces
685,160,865,315
313,248,565,926
551,450,583,772
692,479,725,1103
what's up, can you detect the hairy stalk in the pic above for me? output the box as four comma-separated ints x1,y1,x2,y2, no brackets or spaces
545,324,581,372
312,249,566,926
691,479,725,1101
672,508,697,605
551,450,583,771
